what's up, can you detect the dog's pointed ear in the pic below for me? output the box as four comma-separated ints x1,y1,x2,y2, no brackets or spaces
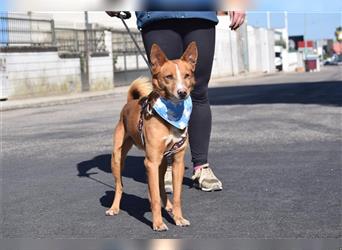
181,42,198,71
150,44,168,74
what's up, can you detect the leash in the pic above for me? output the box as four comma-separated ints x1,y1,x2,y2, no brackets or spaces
112,11,153,73
163,128,188,158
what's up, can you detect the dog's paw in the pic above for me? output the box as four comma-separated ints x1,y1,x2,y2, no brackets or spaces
105,208,120,216
174,217,190,227
153,222,169,232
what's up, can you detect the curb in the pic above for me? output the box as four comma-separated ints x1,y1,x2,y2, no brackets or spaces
1,89,118,111
210,72,280,86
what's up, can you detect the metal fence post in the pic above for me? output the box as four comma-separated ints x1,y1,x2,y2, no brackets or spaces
82,11,90,91
28,11,32,45
50,19,56,46
74,29,78,52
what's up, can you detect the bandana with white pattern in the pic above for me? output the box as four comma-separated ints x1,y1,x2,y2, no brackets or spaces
152,96,192,130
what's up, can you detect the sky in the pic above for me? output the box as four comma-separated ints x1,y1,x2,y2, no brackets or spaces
248,0,342,40
253,0,341,12
247,12,341,40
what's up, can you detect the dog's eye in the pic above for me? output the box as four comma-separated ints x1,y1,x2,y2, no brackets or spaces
165,75,173,80
184,74,190,79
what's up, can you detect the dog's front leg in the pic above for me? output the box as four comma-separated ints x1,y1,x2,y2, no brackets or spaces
172,148,190,227
159,157,173,213
144,154,168,231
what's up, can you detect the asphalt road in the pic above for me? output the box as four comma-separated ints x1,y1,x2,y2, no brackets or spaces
2,66,341,238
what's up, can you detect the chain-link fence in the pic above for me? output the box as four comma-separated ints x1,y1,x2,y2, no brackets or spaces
0,14,146,73
111,29,148,72
55,28,107,55
0,14,54,47
0,14,108,55
112,29,144,54
0,13,151,95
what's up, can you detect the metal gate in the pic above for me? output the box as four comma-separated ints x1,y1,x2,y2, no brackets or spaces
112,30,150,86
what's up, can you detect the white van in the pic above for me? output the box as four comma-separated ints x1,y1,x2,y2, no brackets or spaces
274,45,283,71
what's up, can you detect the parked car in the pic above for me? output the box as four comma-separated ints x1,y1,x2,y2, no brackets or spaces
274,46,283,71
324,54,342,66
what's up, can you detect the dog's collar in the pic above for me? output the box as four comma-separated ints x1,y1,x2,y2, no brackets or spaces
152,96,192,130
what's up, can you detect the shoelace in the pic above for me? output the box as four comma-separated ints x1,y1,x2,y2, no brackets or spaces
200,167,217,180
192,166,215,180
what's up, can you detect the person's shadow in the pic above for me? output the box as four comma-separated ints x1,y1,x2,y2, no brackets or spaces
76,154,192,227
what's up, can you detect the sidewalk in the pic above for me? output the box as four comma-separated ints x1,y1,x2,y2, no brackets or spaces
1,72,276,111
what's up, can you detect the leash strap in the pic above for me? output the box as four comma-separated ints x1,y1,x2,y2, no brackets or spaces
137,97,149,147
164,128,188,158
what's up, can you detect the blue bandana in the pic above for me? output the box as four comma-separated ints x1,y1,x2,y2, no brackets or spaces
153,96,192,130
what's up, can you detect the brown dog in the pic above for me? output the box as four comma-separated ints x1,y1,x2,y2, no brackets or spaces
105,42,198,231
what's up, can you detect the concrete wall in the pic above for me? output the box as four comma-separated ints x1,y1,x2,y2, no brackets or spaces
1,30,115,98
0,51,81,97
0,57,9,99
247,26,275,74
247,25,260,72
88,30,114,90
212,19,276,79
211,16,239,78
0,50,116,98
259,28,275,73
283,51,304,72
88,56,113,90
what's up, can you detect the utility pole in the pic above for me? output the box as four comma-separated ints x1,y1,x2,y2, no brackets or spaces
304,13,307,60
284,11,289,50
82,11,90,91
284,11,288,31
266,11,271,29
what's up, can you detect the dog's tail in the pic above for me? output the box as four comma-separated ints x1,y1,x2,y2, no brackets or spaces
127,77,152,103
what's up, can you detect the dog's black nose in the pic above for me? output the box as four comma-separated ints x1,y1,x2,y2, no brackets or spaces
177,90,187,99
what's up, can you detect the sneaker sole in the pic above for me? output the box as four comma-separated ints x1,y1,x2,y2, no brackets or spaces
165,186,173,193
193,182,223,192
201,186,223,192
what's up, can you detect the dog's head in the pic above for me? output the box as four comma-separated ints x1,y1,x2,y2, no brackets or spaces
150,42,198,102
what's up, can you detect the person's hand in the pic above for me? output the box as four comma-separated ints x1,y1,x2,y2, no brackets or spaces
228,11,246,30
105,11,120,17
105,11,131,19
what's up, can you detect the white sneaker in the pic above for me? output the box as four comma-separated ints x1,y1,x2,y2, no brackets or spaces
164,165,173,193
191,164,223,192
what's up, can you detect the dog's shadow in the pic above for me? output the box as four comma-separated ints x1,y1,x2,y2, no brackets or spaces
77,154,193,227
77,154,147,183
100,190,174,227
77,154,193,186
